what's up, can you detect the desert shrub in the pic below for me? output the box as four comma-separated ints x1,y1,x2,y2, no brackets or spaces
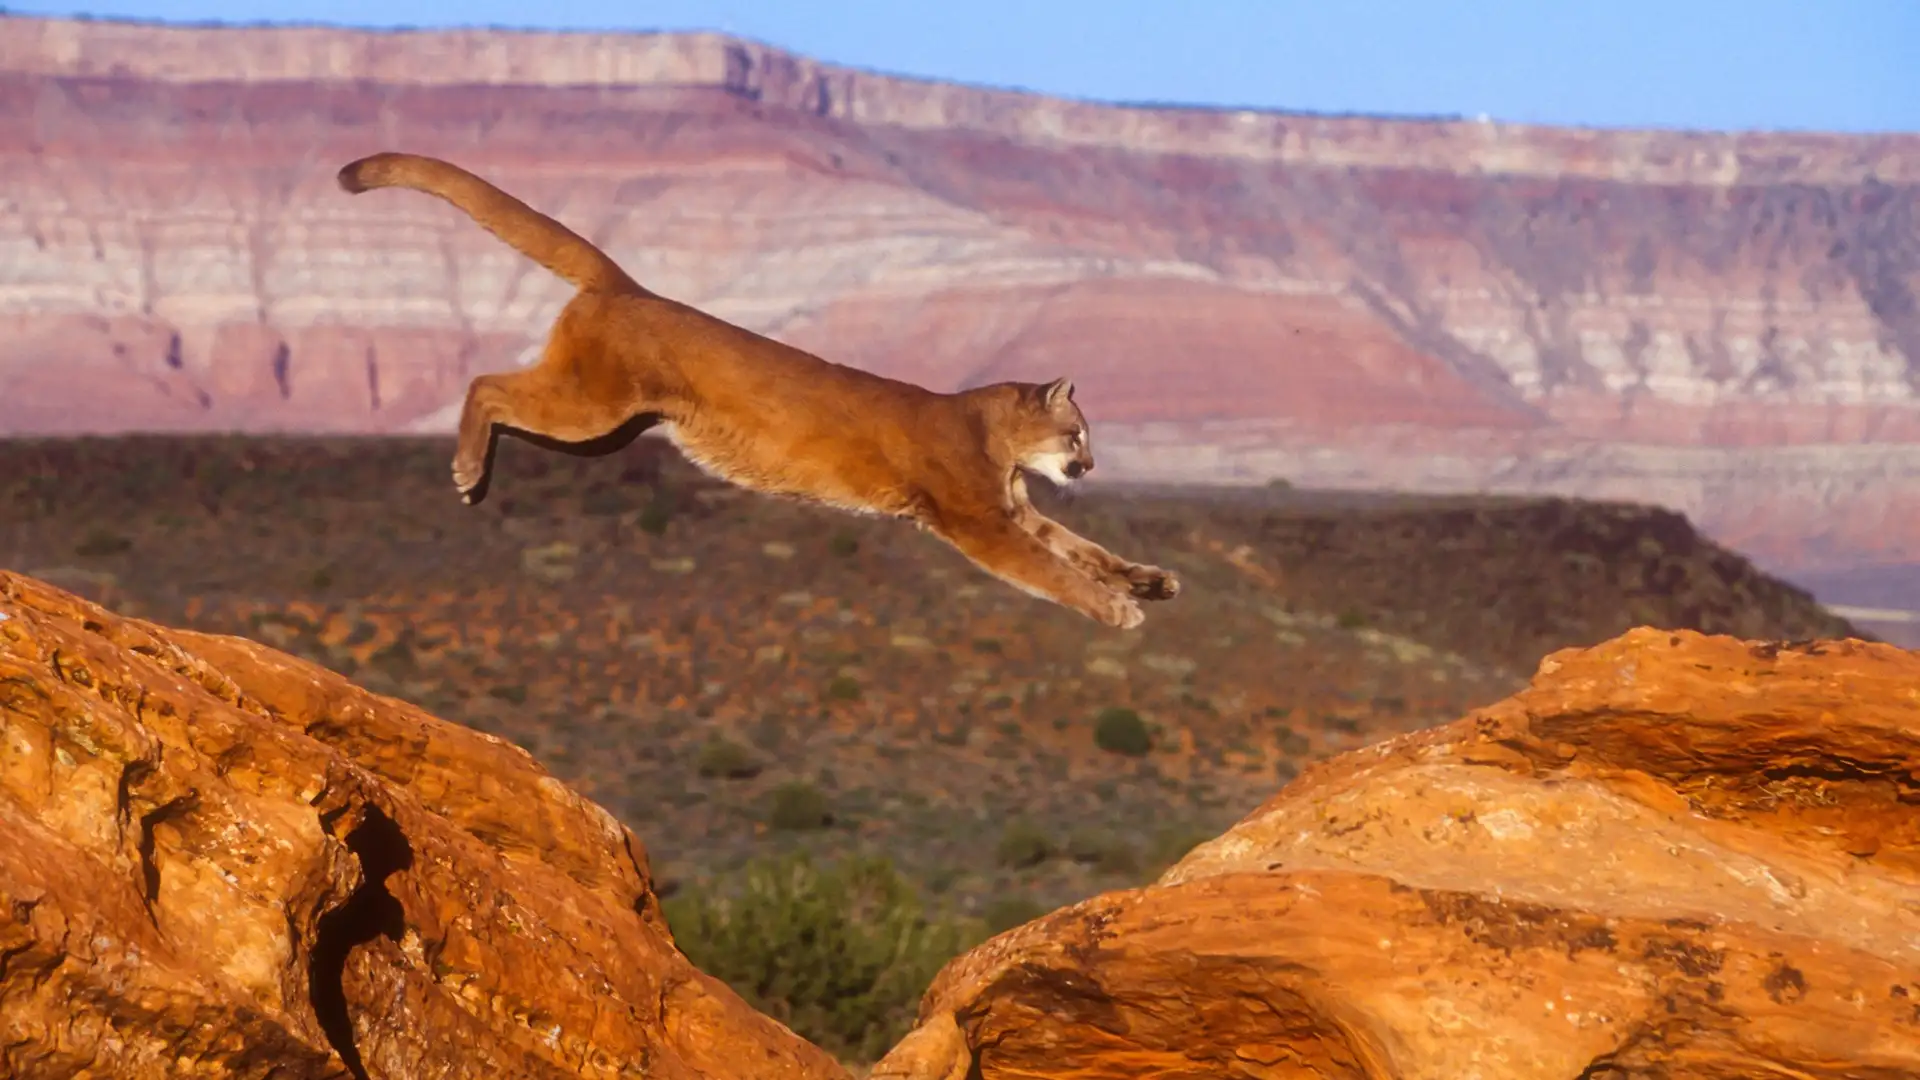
1274,727,1312,757
828,531,860,557
580,486,637,516
74,529,131,557
1093,707,1152,756
368,633,419,678
995,819,1055,869
1145,825,1216,876
637,493,673,535
696,737,761,780
1336,607,1368,629
766,781,833,831
823,675,862,702
980,895,1047,935
1065,829,1138,875
663,853,983,1062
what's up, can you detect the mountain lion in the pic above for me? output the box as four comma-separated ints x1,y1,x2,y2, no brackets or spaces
336,152,1180,628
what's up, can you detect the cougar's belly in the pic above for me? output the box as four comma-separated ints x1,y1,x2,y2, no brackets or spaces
658,418,906,518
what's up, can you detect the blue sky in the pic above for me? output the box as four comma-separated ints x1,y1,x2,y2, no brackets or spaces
9,0,1916,134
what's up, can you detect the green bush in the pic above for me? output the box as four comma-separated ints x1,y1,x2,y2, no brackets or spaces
980,895,1047,935
75,529,131,557
580,486,637,516
1065,829,1138,875
1145,825,1216,876
696,738,762,780
766,781,833,831
1093,707,1153,756
662,853,983,1063
487,683,528,705
995,819,1055,869
637,494,673,535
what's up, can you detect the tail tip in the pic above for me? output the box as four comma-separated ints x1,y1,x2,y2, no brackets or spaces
336,155,383,194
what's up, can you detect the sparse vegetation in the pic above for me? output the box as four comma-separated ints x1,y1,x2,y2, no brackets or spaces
1145,825,1217,875
766,781,833,831
74,529,131,557
580,486,636,517
1065,829,1138,875
637,493,673,535
696,738,761,780
981,895,1047,935
663,853,984,1063
487,683,528,705
0,434,1855,936
828,531,860,557
995,819,1055,869
1094,707,1153,756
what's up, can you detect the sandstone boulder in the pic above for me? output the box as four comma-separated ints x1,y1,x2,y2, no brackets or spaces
0,570,848,1079
873,628,1920,1079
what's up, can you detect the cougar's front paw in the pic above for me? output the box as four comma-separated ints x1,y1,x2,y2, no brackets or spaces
1096,593,1146,630
1125,563,1181,601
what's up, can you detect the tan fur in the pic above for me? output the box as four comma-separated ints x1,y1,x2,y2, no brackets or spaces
336,151,1180,628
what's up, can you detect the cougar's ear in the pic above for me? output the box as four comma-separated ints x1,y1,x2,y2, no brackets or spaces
1042,377,1075,410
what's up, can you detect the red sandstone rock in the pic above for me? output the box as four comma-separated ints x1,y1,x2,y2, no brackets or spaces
872,628,1920,1079
0,569,848,1079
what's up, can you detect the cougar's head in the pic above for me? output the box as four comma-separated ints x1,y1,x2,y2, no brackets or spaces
1013,377,1095,486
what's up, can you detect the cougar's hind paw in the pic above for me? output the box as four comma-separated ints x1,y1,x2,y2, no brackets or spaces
452,458,489,506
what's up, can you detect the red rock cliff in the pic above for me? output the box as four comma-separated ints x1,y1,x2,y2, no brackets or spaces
2,15,1918,571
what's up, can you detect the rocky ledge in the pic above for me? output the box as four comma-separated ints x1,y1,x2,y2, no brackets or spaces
0,569,846,1079
4,567,1917,1078
874,626,1920,1078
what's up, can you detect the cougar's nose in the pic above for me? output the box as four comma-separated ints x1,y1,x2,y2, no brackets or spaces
1065,461,1087,479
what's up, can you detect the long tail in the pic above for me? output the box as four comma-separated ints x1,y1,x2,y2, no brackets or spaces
337,152,641,293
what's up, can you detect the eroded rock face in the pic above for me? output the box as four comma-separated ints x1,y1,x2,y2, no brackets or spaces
874,628,1920,1079
0,570,848,1079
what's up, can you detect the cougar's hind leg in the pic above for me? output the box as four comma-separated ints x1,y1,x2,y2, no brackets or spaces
450,370,522,503
450,324,642,504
